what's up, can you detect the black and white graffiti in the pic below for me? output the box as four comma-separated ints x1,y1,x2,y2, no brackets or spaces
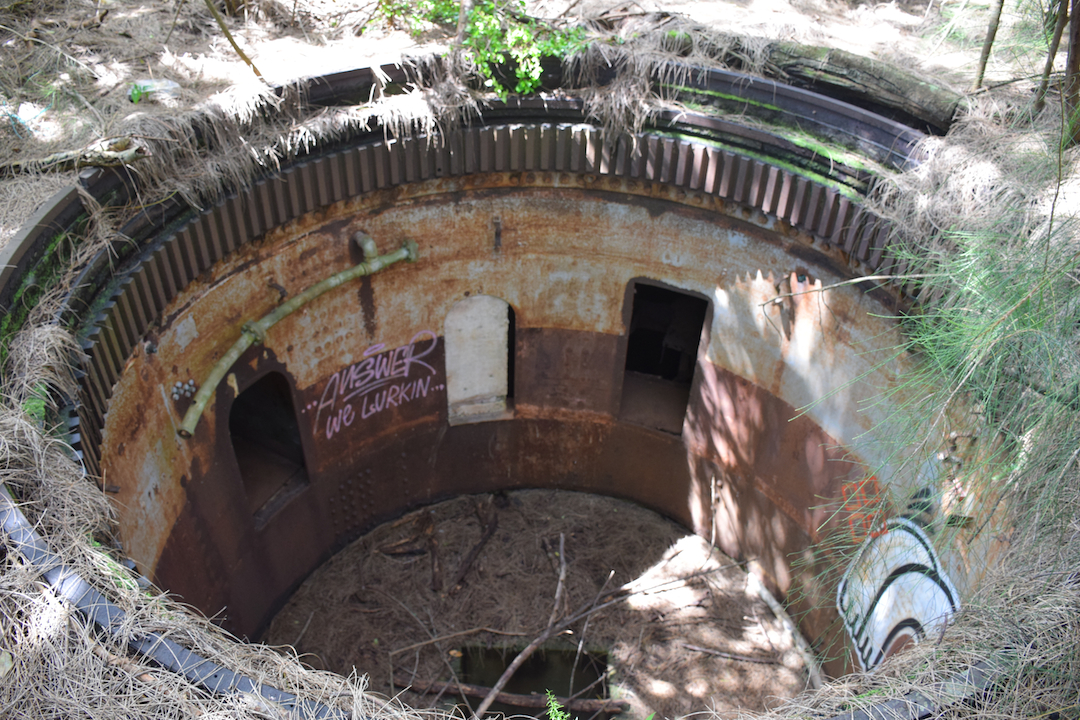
836,517,960,670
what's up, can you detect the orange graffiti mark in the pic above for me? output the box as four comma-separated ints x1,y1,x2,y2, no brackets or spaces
841,476,888,543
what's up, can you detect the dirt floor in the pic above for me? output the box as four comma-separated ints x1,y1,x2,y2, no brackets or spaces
264,490,809,720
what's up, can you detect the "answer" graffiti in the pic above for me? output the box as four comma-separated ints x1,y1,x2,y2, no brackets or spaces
309,330,442,440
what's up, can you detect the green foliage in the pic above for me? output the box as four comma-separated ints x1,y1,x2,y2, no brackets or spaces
461,0,587,98
887,209,1080,545
544,690,648,720
373,0,588,97
21,382,48,427
0,226,81,370
377,0,458,36
544,690,571,720
90,538,142,593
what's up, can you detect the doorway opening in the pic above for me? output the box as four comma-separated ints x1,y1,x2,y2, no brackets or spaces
620,282,709,434
228,371,309,528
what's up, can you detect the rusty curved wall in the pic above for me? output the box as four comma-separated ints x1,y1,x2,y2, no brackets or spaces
0,68,995,680
97,162,917,675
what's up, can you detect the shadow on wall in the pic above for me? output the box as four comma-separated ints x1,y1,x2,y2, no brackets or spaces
682,268,963,675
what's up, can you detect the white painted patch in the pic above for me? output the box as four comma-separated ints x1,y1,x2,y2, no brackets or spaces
174,314,199,350
444,295,510,425
837,517,960,670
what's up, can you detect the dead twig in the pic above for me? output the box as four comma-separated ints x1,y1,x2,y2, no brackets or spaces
202,0,264,79
90,641,158,683
564,671,608,704
546,532,567,627
568,569,614,696
293,609,315,646
759,274,938,309
680,642,780,665
164,0,186,46
429,528,442,592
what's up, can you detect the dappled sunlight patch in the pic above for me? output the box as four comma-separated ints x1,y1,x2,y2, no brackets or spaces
161,46,261,86
646,678,677,698
91,60,133,93
623,535,725,613
12,102,66,143
24,589,70,652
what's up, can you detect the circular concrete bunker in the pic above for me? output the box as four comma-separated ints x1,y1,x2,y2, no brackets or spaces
5,64,998,717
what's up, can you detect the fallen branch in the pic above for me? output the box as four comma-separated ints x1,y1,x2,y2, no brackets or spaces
377,589,475,713
680,643,780,665
396,676,629,714
472,601,610,718
471,560,750,719
0,136,149,178
379,512,434,556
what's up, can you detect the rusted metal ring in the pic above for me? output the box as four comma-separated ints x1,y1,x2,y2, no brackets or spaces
1,62,919,484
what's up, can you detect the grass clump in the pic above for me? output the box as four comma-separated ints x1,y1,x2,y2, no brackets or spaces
836,92,1080,716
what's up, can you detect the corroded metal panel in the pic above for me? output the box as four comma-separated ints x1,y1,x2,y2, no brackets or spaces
515,328,621,414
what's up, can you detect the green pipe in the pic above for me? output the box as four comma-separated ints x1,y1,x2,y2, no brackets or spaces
178,235,419,438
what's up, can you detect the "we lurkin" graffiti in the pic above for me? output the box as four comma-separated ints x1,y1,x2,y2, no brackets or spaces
309,330,443,440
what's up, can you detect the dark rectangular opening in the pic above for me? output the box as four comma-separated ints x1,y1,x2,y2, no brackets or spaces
507,303,516,401
459,647,608,719
229,371,309,528
620,282,708,434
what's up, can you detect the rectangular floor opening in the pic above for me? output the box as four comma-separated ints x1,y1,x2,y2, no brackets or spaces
459,647,609,719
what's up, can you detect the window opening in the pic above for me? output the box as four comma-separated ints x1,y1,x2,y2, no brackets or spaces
620,282,708,434
445,295,515,424
458,646,609,719
229,372,309,527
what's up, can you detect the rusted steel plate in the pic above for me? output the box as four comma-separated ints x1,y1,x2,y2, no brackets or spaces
515,328,622,413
